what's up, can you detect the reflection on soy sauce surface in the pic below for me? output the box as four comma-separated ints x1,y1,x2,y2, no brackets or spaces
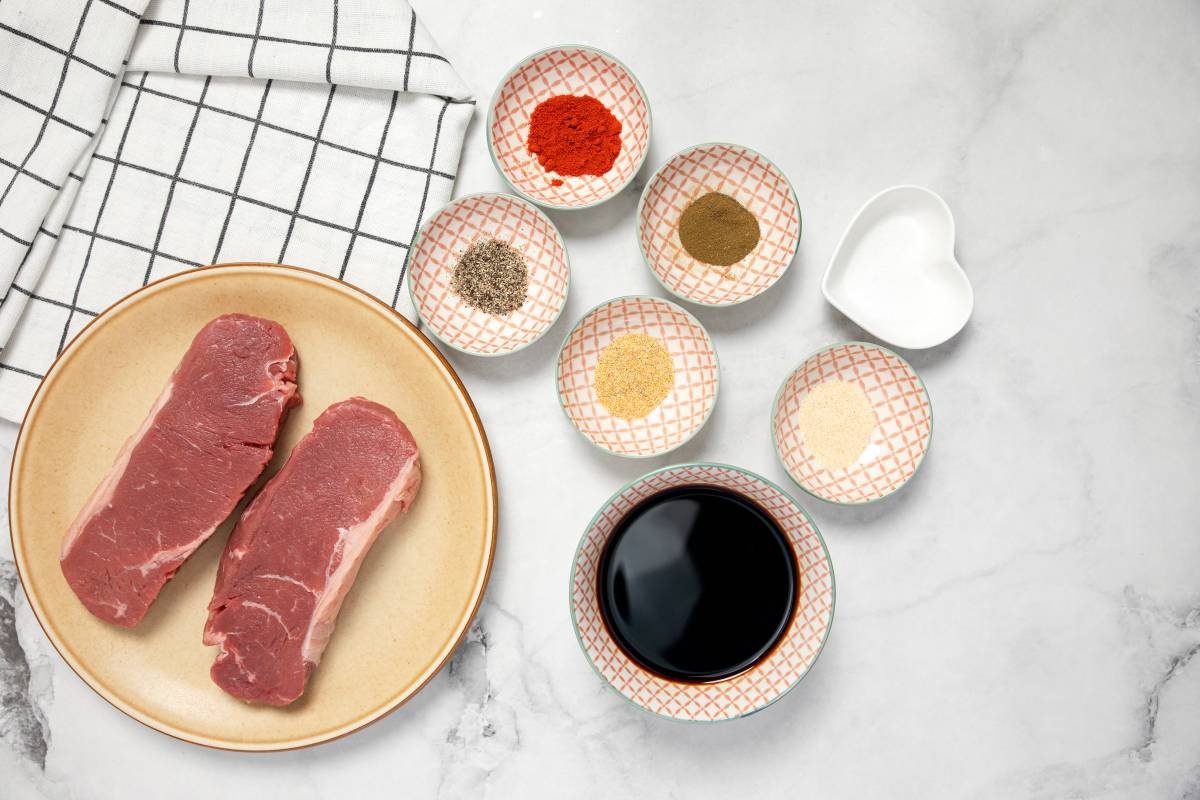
598,485,798,682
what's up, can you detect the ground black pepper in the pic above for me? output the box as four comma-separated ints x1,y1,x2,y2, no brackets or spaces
450,238,529,315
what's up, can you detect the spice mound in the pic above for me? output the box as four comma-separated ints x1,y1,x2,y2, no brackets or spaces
450,238,529,316
797,380,877,471
527,95,622,179
678,191,761,268
593,333,675,420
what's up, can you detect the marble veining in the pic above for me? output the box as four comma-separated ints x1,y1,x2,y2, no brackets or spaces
3,0,1200,797
0,561,48,771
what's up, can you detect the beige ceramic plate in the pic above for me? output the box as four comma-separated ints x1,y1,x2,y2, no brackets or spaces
8,264,497,751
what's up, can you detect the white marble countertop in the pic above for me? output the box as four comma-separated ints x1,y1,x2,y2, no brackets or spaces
4,1,1200,797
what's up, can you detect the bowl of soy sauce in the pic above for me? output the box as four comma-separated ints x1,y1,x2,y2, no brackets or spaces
570,463,835,722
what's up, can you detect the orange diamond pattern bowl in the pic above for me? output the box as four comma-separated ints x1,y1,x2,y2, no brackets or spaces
408,193,570,356
556,296,718,458
772,342,932,504
571,462,835,721
488,45,652,210
638,143,801,306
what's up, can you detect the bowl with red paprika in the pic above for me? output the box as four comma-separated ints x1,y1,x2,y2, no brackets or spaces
638,143,802,306
488,45,652,210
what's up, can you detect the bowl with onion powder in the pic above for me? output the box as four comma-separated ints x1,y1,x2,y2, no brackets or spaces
771,341,932,504
408,193,570,356
638,143,801,306
556,296,719,458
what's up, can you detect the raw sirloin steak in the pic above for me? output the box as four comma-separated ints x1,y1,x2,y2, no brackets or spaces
60,314,300,627
204,397,422,705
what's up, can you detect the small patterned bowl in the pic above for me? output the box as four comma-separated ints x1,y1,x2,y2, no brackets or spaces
487,45,652,210
407,193,570,356
772,342,932,504
556,296,718,458
571,462,835,722
638,143,801,306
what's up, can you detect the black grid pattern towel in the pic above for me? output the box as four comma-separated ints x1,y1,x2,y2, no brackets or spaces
0,0,474,422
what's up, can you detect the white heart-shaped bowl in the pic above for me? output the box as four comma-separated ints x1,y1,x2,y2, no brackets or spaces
570,462,835,721
487,45,652,210
556,296,719,458
638,143,801,306
772,341,932,504
822,185,972,349
408,193,570,356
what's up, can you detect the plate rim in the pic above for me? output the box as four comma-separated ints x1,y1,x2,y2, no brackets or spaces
6,262,498,752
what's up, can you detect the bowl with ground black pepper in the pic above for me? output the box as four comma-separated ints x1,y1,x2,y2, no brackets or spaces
556,296,719,458
488,45,652,210
771,342,932,504
638,143,801,306
407,193,570,356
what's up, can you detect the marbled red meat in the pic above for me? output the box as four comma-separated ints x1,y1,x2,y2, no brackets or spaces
60,314,299,628
204,397,421,706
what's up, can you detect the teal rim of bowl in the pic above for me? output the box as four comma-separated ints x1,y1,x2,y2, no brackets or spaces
406,192,572,358
486,43,653,212
567,460,837,722
769,340,934,505
635,142,802,308
553,294,721,460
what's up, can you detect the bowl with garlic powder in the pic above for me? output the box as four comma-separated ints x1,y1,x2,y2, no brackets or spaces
771,342,931,504
556,296,719,458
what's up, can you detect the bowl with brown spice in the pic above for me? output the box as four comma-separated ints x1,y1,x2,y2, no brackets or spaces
771,341,932,504
638,143,801,306
556,296,719,458
488,45,652,210
407,193,570,356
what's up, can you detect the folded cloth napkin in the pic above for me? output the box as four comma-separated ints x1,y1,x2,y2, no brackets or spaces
0,0,473,422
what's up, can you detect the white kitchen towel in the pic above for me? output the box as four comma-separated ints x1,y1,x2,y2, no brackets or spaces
0,0,474,422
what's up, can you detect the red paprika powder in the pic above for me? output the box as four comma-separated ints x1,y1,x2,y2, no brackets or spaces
526,95,622,179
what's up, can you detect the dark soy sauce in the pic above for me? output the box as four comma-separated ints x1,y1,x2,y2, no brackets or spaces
598,485,798,683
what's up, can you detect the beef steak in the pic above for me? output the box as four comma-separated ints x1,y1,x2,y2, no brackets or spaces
60,314,300,627
204,397,421,706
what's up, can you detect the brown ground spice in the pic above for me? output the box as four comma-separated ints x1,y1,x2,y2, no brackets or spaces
677,191,761,268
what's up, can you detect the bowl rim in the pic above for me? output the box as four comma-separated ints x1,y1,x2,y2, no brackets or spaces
567,460,837,722
635,141,803,308
407,191,572,358
553,294,721,459
485,43,654,211
769,340,934,505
